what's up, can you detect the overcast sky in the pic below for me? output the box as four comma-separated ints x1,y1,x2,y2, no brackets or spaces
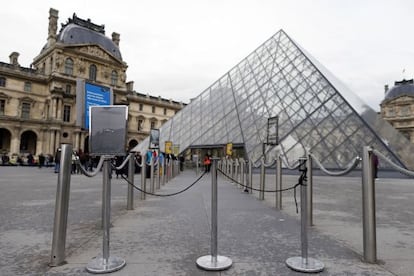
1,0,413,111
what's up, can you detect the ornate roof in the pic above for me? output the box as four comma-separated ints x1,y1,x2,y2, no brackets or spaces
41,13,122,61
383,79,414,102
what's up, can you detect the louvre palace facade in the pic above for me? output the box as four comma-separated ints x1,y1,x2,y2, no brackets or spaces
0,8,185,160
380,79,414,143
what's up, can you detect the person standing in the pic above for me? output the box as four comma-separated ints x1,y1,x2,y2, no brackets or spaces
54,148,61,173
372,153,379,179
38,153,45,168
203,154,211,173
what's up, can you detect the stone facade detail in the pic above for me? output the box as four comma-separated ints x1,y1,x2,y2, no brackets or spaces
0,9,185,162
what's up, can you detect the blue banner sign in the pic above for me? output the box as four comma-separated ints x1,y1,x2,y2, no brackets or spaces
84,83,111,129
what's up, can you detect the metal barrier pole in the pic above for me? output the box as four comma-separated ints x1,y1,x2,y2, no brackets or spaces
248,160,253,194
362,146,377,263
196,156,199,176
127,152,134,210
50,144,72,266
156,160,160,190
196,158,232,271
259,158,265,200
230,159,233,181
150,157,155,193
240,159,245,190
171,159,175,178
276,154,282,210
141,155,146,200
286,157,324,273
235,159,239,186
162,156,166,186
306,152,313,226
86,157,126,273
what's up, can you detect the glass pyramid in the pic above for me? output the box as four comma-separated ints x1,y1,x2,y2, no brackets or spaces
134,30,414,169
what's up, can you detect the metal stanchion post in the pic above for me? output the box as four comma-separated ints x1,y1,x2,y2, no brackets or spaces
240,159,245,190
196,156,199,176
306,151,313,226
127,152,135,210
275,154,282,209
362,146,377,263
156,160,160,190
230,159,233,181
86,157,126,273
286,158,324,273
259,158,265,200
196,158,232,271
141,155,146,200
235,159,239,186
162,157,166,186
50,144,72,266
248,159,253,194
150,157,155,193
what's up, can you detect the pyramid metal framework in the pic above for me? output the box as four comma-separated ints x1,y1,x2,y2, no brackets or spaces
135,30,414,169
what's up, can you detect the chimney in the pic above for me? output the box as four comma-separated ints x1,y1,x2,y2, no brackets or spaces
47,8,59,47
384,84,389,94
9,52,20,66
112,32,120,46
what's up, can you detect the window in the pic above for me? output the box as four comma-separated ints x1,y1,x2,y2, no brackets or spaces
65,58,74,75
163,108,167,115
0,77,6,87
138,119,143,131
89,64,97,81
0,99,5,115
63,105,71,122
401,106,410,117
388,107,395,117
150,121,156,129
111,70,118,86
21,103,30,119
24,82,32,92
65,84,71,95
139,104,143,111
152,106,156,113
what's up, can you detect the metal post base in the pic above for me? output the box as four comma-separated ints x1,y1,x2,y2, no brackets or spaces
86,255,126,274
196,255,232,271
286,256,324,273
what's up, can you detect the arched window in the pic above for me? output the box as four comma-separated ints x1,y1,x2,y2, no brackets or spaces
111,70,118,86
65,58,74,75
89,64,97,81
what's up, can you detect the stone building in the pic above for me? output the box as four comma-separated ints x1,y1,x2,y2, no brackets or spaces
0,8,185,161
380,79,414,143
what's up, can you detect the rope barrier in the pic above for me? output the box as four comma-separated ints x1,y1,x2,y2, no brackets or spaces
218,167,305,213
309,153,361,176
113,154,131,170
280,155,301,170
76,156,105,177
251,159,261,168
118,169,207,197
263,159,276,168
135,156,143,167
372,149,414,177
217,168,302,193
